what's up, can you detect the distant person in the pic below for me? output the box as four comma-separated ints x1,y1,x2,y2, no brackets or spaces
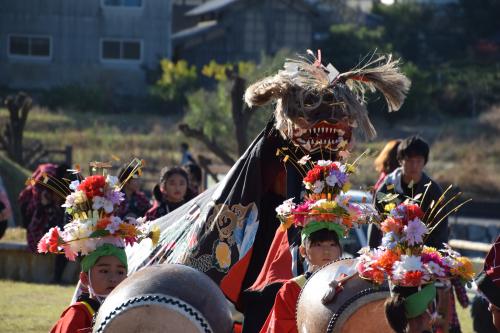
184,162,202,199
22,164,71,283
0,199,8,239
145,167,189,221
368,135,448,249
18,163,58,230
368,135,458,331
373,139,401,192
180,142,195,166
474,235,500,332
115,165,150,219
0,178,12,239
25,164,67,253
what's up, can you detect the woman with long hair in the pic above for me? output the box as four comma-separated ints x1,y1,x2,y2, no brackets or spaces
373,139,401,192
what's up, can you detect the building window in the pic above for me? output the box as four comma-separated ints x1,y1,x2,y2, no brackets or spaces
102,0,142,7
101,39,142,62
8,35,51,59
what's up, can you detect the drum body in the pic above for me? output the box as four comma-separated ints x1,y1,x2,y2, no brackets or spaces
296,258,391,333
93,264,233,333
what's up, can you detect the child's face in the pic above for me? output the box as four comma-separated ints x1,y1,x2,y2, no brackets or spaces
83,255,127,296
301,240,341,269
161,174,187,203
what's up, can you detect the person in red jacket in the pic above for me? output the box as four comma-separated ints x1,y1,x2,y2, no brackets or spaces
50,245,128,333
260,227,342,333
475,236,500,332
33,159,155,333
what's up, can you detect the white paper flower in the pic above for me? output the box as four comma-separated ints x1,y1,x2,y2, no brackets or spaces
275,198,296,216
401,255,424,272
106,175,119,188
317,160,332,167
105,216,123,234
312,180,325,193
69,180,80,191
325,173,339,187
298,155,311,165
426,261,446,277
403,218,428,245
62,190,87,208
92,196,114,213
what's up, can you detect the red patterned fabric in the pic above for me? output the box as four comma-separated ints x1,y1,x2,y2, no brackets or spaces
484,236,500,283
476,235,500,308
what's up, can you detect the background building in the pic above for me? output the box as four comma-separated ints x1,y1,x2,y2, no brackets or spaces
0,0,172,95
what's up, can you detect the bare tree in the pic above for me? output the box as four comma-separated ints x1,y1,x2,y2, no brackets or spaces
1,92,32,165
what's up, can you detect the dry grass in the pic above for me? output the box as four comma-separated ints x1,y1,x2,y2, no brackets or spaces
1,227,26,243
1,105,499,201
0,107,196,191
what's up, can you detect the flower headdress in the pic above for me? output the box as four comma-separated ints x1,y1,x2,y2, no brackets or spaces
275,153,379,241
35,158,159,261
357,191,474,319
357,188,474,288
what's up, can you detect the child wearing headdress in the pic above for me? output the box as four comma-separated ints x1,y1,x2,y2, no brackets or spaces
50,244,128,333
260,226,342,333
260,158,377,333
35,160,157,333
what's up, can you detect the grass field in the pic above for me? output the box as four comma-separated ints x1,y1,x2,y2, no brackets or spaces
0,279,474,333
0,280,75,333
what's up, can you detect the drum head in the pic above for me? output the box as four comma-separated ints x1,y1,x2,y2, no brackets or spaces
93,264,232,333
297,258,391,333
95,294,213,333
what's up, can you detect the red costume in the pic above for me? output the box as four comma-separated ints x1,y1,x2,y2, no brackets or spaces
260,275,307,333
50,300,96,333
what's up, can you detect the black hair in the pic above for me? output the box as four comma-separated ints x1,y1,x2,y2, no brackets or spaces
303,229,341,248
184,163,202,183
159,166,189,184
385,294,408,333
397,135,429,164
181,142,189,150
153,166,191,202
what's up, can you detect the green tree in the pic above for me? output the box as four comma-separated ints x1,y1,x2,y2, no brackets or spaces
180,50,292,163
151,59,197,105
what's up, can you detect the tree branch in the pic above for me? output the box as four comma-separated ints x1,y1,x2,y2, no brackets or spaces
197,154,219,184
178,123,235,166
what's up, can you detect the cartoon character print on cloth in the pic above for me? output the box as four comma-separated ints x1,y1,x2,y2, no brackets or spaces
132,199,258,275
186,202,258,273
